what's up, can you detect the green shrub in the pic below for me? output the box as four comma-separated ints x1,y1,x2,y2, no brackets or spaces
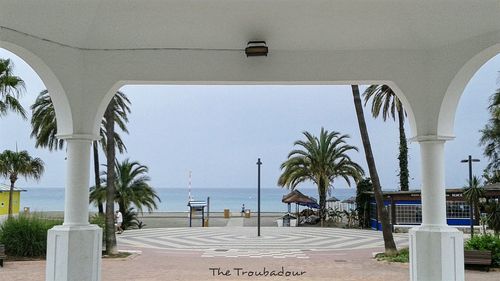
89,213,105,228
122,207,139,230
0,214,62,258
356,178,373,228
465,234,500,267
376,248,409,263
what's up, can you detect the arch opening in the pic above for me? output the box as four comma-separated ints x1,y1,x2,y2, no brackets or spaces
93,81,418,140
439,43,500,137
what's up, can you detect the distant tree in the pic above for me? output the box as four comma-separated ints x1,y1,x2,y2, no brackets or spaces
463,176,485,225
0,150,44,217
351,85,398,255
0,58,27,119
480,87,500,176
30,90,130,255
363,85,409,191
104,98,118,255
101,91,130,253
356,178,373,228
484,201,500,236
90,159,160,230
122,207,140,230
483,170,500,185
278,128,364,227
30,90,63,150
30,90,131,214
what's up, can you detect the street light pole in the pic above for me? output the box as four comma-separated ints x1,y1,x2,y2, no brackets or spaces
461,155,480,237
257,158,262,237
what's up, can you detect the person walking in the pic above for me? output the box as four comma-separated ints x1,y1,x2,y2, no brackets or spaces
241,204,245,217
115,210,124,234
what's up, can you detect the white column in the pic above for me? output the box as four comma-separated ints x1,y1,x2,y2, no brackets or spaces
46,135,102,281
420,141,447,226
63,138,92,226
409,138,464,281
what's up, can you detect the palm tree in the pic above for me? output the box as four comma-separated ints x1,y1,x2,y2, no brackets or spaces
103,98,118,254
0,150,44,217
483,170,500,185
30,90,130,255
363,85,409,191
90,158,161,226
356,178,373,228
485,200,500,236
114,159,160,214
0,58,27,119
30,90,130,153
97,91,130,220
351,85,398,254
122,207,140,230
278,128,364,226
30,90,130,213
463,175,485,226
480,88,500,174
30,90,63,150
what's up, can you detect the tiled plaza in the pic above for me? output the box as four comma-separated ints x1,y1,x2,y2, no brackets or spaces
117,227,409,258
1,227,499,280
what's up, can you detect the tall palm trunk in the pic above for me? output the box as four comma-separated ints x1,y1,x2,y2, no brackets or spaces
119,202,126,218
93,141,104,214
8,175,17,218
104,101,118,255
318,180,326,227
397,107,409,191
474,201,480,226
363,201,370,228
351,85,397,254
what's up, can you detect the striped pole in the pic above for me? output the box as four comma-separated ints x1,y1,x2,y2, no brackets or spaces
257,158,262,237
188,170,192,202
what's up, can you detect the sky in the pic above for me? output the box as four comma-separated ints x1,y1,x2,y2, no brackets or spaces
0,48,499,191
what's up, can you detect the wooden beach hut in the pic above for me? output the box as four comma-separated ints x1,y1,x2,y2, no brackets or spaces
0,183,26,221
282,190,319,226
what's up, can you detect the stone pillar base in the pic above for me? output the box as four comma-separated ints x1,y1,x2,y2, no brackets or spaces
46,224,102,281
409,225,464,281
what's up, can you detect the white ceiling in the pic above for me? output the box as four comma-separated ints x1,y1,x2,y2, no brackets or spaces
1,0,499,51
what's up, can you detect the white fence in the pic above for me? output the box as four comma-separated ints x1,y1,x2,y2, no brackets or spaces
326,201,356,212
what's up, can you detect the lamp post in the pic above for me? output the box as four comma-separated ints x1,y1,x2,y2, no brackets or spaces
257,158,262,237
461,155,480,237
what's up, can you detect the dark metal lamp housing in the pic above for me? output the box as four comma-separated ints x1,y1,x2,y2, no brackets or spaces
245,41,268,57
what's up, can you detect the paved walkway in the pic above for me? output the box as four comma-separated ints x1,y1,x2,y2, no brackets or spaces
225,217,244,227
2,227,500,280
117,227,409,258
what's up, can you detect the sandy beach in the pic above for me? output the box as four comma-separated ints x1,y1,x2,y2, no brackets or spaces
39,211,288,228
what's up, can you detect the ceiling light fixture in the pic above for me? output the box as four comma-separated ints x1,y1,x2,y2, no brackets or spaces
245,41,268,57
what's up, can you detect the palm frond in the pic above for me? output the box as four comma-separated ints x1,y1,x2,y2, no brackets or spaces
0,59,27,119
96,158,161,213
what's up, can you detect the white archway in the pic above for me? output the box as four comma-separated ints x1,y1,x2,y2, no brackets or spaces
0,41,73,135
438,43,500,137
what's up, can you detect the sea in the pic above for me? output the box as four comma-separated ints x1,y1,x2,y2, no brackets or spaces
20,187,356,213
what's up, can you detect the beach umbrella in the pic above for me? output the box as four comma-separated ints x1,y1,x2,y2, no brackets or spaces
341,196,356,204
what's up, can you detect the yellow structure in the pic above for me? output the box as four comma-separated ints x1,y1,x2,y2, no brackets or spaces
0,183,26,216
